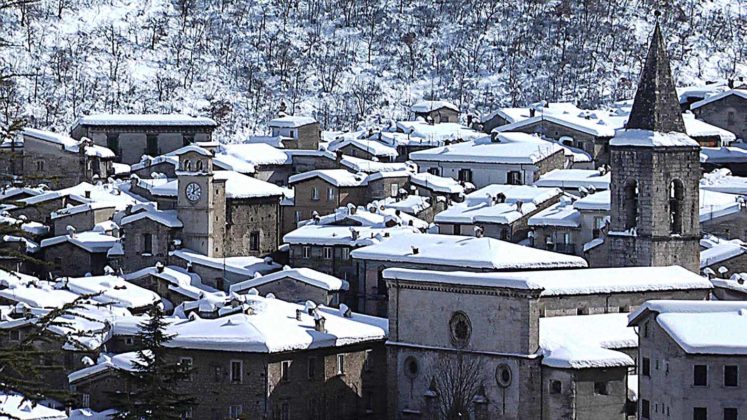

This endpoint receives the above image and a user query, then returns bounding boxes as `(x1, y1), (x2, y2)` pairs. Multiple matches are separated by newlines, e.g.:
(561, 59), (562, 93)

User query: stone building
(229, 267), (349, 306)
(692, 89), (747, 141)
(39, 230), (120, 277)
(383, 265), (711, 420)
(410, 101), (459, 124)
(51, 202), (116, 236)
(68, 295), (388, 420)
(605, 23), (701, 273)
(118, 205), (183, 272)
(629, 301), (747, 420)
(22, 128), (114, 189)
(434, 184), (562, 242)
(267, 115), (321, 150)
(410, 133), (566, 188)
(70, 114), (217, 164)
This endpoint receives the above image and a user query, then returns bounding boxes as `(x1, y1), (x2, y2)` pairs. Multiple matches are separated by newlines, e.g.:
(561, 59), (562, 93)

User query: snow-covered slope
(0, 0), (744, 137)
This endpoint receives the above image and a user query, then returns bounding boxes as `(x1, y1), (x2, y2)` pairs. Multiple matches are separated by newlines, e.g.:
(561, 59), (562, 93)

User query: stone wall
(52, 207), (116, 236)
(121, 218), (179, 273)
(224, 197), (279, 258)
(694, 94), (747, 140)
(42, 242), (109, 277)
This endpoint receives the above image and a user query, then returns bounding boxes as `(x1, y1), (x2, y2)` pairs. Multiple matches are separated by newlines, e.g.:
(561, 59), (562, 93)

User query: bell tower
(607, 21), (700, 272)
(176, 146), (226, 257)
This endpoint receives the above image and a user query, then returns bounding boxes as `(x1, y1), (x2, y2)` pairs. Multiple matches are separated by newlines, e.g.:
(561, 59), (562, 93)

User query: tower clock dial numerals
(185, 182), (202, 202)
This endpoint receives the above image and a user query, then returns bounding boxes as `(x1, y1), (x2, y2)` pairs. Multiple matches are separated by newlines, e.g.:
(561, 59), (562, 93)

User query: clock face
(185, 182), (202, 202)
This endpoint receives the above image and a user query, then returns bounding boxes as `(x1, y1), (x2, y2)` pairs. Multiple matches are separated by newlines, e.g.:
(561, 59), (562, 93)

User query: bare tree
(432, 354), (485, 420)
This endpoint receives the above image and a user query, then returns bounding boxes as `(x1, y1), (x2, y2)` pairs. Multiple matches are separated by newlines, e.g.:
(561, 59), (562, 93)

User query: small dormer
(176, 145), (213, 175)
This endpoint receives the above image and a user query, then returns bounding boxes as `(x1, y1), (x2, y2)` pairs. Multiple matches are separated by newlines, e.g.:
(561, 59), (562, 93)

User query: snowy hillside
(0, 0), (745, 138)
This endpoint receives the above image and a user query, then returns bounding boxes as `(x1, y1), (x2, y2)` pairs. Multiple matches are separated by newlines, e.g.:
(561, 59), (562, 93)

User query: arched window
(183, 160), (192, 171)
(669, 179), (685, 234)
(623, 179), (639, 230)
(195, 160), (203, 171)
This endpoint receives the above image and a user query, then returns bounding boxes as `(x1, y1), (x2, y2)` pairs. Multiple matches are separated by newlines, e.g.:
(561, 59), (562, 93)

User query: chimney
(529, 108), (536, 117)
(515, 200), (523, 212)
(350, 228), (359, 240)
(411, 246), (419, 255)
(335, 150), (343, 163)
(729, 79), (735, 89)
(495, 193), (506, 204)
(155, 262), (165, 273)
(474, 226), (484, 238)
(295, 308), (304, 321)
(314, 316), (326, 333)
(84, 190), (91, 199)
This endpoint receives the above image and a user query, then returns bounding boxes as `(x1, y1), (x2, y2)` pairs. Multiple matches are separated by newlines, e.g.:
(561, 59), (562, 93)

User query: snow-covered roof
(411, 100), (459, 113)
(410, 172), (464, 194)
(699, 189), (742, 222)
(124, 265), (215, 299)
(700, 146), (747, 164)
(493, 112), (619, 138)
(22, 128), (116, 158)
(629, 300), (747, 355)
(610, 129), (699, 148)
(409, 133), (564, 164)
(683, 114), (736, 143)
(677, 83), (730, 104)
(0, 393), (68, 419)
(120, 207), (182, 228)
(434, 185), (561, 225)
(50, 202), (115, 220)
(328, 138), (398, 158)
(174, 144), (213, 157)
(534, 169), (610, 190)
(353, 233), (587, 270)
(700, 236), (746, 268)
(481, 102), (582, 124)
(284, 224), (420, 247)
(340, 156), (410, 174)
(268, 115), (317, 128)
(395, 121), (483, 144)
(163, 294), (386, 353)
(288, 169), (369, 187)
(0, 186), (45, 201)
(303, 204), (429, 231)
(68, 351), (140, 383)
(573, 191), (610, 211)
(378, 195), (431, 215)
(230, 267), (348, 293)
(0, 272), (79, 308)
(690, 89), (747, 110)
(62, 275), (161, 309)
(17, 182), (140, 210)
(75, 114), (217, 127)
(540, 312), (635, 370)
(40, 231), (119, 253)
(700, 169), (747, 195)
(169, 249), (280, 277)
(383, 265), (709, 295)
(528, 199), (581, 228)
(220, 143), (290, 166)
(140, 171), (286, 199)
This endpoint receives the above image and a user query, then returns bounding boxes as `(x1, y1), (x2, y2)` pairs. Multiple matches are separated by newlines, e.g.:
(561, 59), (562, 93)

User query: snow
(677, 83), (730, 104)
(0, 272), (79, 308)
(173, 144), (213, 157)
(284, 224), (420, 247)
(573, 191), (610, 211)
(288, 169), (368, 187)
(0, 186), (44, 201)
(62, 275), (161, 309)
(409, 133), (564, 164)
(124, 265), (217, 299)
(410, 172), (464, 194)
(494, 112), (619, 138)
(528, 200), (581, 228)
(150, 171), (286, 199)
(120, 207), (183, 228)
(383, 265), (710, 295)
(610, 129), (699, 148)
(700, 237), (746, 268)
(435, 185), (561, 225)
(50, 202), (115, 220)
(534, 169), (611, 191)
(68, 351), (141, 383)
(164, 294), (386, 353)
(22, 128), (116, 158)
(540, 341), (634, 369)
(328, 138), (398, 158)
(340, 156), (410, 173)
(700, 169), (747, 195)
(75, 114), (217, 127)
(40, 231), (119, 253)
(0, 393), (67, 420)
(220, 143), (290, 166)
(481, 103), (582, 124)
(540, 313), (638, 350)
(18, 182), (140, 210)
(410, 100), (459, 113)
(268, 115), (317, 128)
(583, 237), (605, 252)
(683, 114), (736, 144)
(305, 204), (429, 230)
(379, 195), (431, 215)
(395, 121), (483, 144)
(354, 233), (588, 270)
(230, 267), (348, 293)
(700, 146), (747, 164)
(699, 190), (742, 222)
(169, 249), (280, 277)
(690, 89), (747, 110)
(657, 310), (747, 355)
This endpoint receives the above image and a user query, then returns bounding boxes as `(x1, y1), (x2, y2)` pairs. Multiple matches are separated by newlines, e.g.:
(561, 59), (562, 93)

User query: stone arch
(669, 178), (685, 234)
(623, 179), (639, 230)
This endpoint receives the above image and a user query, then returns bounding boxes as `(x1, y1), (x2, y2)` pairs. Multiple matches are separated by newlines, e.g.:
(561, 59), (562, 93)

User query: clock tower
(176, 146), (226, 257)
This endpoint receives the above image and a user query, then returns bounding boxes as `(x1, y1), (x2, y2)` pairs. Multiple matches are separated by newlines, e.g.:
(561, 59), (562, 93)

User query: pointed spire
(626, 21), (686, 133)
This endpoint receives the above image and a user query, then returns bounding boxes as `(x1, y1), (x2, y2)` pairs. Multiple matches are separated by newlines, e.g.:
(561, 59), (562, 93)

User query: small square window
(693, 407), (707, 420)
(180, 357), (193, 382)
(323, 247), (333, 260)
(124, 337), (134, 346)
(725, 407), (738, 420)
(694, 365), (708, 386)
(341, 248), (350, 260)
(281, 360), (290, 382)
(229, 405), (242, 418)
(9, 330), (20, 342)
(230, 360), (243, 384)
(364, 350), (373, 372)
(303, 246), (311, 259)
(593, 381), (608, 395)
(725, 365), (739, 387)
(550, 380), (562, 394)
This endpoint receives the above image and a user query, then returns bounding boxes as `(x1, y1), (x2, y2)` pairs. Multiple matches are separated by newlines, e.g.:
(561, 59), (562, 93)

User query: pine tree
(113, 305), (195, 420)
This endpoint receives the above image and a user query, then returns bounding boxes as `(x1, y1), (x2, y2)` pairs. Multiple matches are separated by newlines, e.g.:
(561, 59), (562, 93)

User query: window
(216, 277), (224, 292)
(229, 405), (242, 418)
(147, 134), (159, 156)
(9, 330), (20, 342)
(142, 233), (153, 255)
(323, 247), (333, 260)
(643, 321), (649, 338)
(213, 366), (222, 383)
(624, 179), (639, 229)
(230, 360), (243, 384)
(593, 216), (606, 239)
(725, 365), (739, 387)
(124, 337), (134, 346)
(303, 246), (311, 259)
(458, 168), (473, 183)
(35, 160), (44, 171)
(281, 360), (290, 382)
(693, 407), (707, 420)
(669, 179), (684, 234)
(106, 134), (119, 154)
(311, 186), (320, 201)
(728, 111), (736, 126)
(641, 399), (650, 418)
(336, 354), (345, 375)
(180, 357), (193, 381)
(181, 407), (193, 419)
(724, 408), (738, 420)
(550, 380), (562, 394)
(327, 187), (335, 201)
(281, 402), (289, 420)
(365, 391), (374, 413)
(363, 350), (373, 372)
(82, 393), (90, 408)
(390, 183), (399, 197)
(250, 231), (260, 251)
(642, 357), (650, 377)
(507, 171), (522, 185)
(307, 357), (316, 380)
(289, 129), (295, 138)
(594, 381), (608, 395)
(341, 247), (350, 260)
(427, 167), (440, 176)
(294, 211), (301, 223)
(404, 356), (419, 378)
(694, 364), (708, 386)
